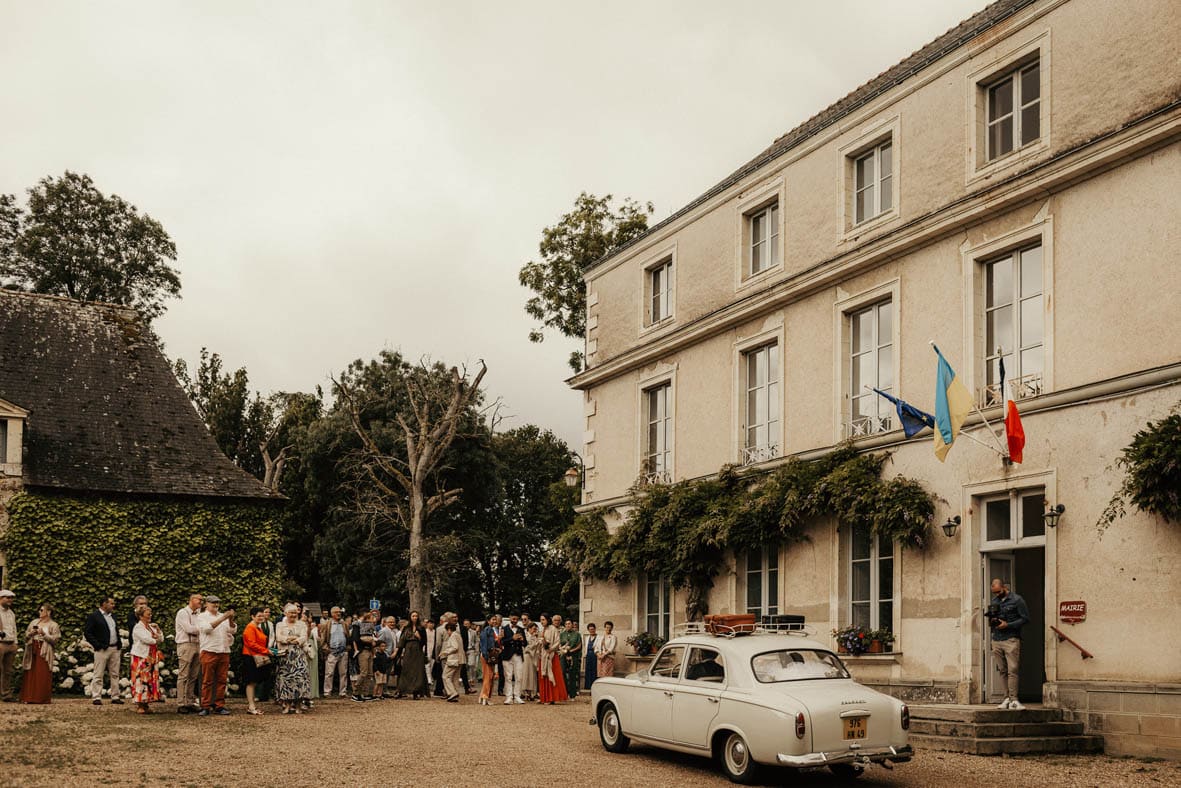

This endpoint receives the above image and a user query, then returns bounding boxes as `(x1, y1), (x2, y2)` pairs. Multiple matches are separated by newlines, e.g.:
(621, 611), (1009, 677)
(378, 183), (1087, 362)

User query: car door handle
(663, 691), (674, 697)
(707, 697), (719, 703)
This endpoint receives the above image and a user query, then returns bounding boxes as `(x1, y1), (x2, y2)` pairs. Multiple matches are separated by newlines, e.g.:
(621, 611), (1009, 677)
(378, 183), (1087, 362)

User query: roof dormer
(0, 398), (29, 478)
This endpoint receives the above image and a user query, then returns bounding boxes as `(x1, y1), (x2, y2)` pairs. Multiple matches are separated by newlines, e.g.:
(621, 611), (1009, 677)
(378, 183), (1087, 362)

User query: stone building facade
(569, 0), (1181, 758)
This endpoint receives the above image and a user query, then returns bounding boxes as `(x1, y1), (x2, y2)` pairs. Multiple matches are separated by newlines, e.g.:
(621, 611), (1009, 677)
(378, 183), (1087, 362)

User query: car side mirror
(637, 669), (650, 682)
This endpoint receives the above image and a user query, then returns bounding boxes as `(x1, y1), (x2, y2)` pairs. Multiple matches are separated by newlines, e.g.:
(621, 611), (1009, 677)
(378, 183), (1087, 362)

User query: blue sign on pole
(369, 599), (381, 611)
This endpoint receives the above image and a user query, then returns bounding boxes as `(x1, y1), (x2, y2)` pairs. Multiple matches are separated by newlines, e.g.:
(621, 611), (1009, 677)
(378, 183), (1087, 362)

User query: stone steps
(908, 732), (1104, 755)
(908, 704), (1103, 756)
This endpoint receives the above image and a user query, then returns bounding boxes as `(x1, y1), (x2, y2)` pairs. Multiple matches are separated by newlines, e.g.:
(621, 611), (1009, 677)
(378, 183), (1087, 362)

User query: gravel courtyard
(2, 695), (1178, 787)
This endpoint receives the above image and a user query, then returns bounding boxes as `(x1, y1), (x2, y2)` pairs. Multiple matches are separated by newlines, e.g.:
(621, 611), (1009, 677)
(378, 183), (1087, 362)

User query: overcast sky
(1, 0), (985, 451)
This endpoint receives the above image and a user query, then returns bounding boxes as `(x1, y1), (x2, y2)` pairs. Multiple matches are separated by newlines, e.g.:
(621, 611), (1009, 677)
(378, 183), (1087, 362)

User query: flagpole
(928, 341), (1010, 458)
(862, 385), (1004, 456)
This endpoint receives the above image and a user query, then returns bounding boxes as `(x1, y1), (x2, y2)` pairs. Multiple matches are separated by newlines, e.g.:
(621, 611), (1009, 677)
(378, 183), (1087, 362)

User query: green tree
(519, 192), (653, 372)
(0, 171), (180, 320)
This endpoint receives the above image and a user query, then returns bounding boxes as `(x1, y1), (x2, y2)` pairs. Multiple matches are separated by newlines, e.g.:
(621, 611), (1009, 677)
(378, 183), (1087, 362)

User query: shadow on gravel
(625, 743), (901, 786)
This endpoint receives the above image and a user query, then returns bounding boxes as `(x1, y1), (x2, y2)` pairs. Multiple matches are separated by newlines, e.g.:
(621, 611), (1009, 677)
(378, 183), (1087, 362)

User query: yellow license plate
(843, 717), (868, 740)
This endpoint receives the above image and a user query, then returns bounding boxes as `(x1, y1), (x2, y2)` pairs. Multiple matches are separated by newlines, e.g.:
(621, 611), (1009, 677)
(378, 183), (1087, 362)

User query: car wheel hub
(727, 736), (748, 772)
(604, 712), (618, 742)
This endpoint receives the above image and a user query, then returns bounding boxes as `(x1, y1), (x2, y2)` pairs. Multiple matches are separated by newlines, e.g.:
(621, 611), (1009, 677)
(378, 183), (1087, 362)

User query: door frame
(960, 469), (1058, 704)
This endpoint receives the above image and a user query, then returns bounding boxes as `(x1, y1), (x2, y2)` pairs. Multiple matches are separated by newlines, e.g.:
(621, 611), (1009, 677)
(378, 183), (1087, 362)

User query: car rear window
(751, 649), (850, 683)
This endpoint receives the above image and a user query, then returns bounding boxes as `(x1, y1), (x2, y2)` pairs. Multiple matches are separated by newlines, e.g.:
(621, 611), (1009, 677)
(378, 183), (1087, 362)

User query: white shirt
(196, 610), (236, 653)
(174, 605), (201, 644)
(0, 605), (16, 643)
(102, 611), (117, 646)
(131, 622), (160, 658)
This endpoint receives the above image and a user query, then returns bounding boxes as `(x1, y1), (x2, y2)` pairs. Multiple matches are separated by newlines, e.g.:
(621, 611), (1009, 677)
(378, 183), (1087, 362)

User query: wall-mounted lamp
(1044, 503), (1066, 529)
(941, 515), (961, 538)
(564, 452), (586, 489)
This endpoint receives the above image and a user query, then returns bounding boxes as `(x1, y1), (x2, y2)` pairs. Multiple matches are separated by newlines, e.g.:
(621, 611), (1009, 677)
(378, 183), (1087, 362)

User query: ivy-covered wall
(1, 492), (285, 631)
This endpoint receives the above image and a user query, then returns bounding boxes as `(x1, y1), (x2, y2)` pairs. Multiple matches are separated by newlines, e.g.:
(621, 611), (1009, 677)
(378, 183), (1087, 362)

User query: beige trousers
(175, 642), (201, 706)
(991, 637), (1021, 699)
(90, 647), (121, 699)
(442, 663), (462, 699)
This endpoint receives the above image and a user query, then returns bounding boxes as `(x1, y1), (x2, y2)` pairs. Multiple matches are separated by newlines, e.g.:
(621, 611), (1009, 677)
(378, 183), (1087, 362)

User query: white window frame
(848, 528), (895, 633)
(741, 342), (780, 465)
(744, 545), (780, 618)
(985, 61), (1041, 163)
(637, 365), (676, 484)
(833, 280), (901, 444)
(0, 398), (28, 477)
(642, 575), (672, 640)
(838, 116), (900, 239)
(979, 488), (1048, 552)
(733, 323), (784, 466)
(982, 243), (1044, 406)
(853, 141), (893, 225)
(734, 177), (785, 290)
(960, 210), (1054, 408)
(638, 242), (677, 335)
(966, 31), (1050, 183)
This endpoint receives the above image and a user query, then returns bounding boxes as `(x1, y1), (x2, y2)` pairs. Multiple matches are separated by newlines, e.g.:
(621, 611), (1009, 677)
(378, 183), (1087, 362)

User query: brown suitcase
(703, 613), (757, 635)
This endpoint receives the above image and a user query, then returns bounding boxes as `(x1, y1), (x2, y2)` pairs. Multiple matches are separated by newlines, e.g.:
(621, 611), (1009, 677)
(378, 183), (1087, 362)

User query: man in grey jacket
(989, 578), (1030, 710)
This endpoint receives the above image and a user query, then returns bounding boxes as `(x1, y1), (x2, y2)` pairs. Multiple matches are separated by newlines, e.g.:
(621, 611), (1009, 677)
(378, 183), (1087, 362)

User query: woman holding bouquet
(520, 622), (542, 701)
(538, 615), (568, 704)
(275, 604), (311, 714)
(19, 604), (59, 704)
(130, 606), (163, 713)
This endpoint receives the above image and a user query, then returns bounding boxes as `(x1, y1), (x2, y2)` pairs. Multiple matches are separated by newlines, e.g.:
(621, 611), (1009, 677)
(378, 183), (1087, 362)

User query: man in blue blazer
(84, 596), (124, 705)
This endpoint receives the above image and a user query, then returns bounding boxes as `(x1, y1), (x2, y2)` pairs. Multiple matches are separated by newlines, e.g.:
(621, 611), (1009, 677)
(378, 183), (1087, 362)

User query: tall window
(854, 141), (893, 224)
(850, 528), (893, 633)
(848, 301), (893, 437)
(0, 421), (7, 462)
(984, 244), (1043, 404)
(645, 575), (671, 639)
(742, 343), (779, 464)
(649, 260), (673, 324)
(749, 202), (779, 277)
(643, 383), (672, 480)
(745, 546), (780, 617)
(987, 61), (1040, 161)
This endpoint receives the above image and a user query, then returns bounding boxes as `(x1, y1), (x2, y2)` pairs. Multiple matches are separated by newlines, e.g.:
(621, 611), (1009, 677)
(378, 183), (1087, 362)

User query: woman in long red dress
(20, 604), (60, 704)
(538, 615), (568, 704)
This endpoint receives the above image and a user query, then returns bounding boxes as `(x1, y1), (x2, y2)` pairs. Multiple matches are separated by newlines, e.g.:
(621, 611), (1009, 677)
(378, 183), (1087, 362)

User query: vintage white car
(589, 625), (912, 783)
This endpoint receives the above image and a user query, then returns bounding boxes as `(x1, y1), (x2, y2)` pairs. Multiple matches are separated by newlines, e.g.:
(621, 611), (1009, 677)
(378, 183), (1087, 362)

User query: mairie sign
(1058, 600), (1086, 624)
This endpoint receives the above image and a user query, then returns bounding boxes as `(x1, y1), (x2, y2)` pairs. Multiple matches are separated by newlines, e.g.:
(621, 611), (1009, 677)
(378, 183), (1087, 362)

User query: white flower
(159, 669), (170, 677)
(118, 629), (130, 639)
(68, 656), (78, 665)
(226, 671), (235, 679)
(118, 678), (130, 688)
(82, 671), (94, 683)
(228, 684), (239, 692)
(60, 677), (75, 689)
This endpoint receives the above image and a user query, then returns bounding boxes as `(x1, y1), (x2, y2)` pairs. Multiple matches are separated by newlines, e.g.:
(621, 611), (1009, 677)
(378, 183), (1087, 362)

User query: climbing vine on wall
(1097, 406), (1181, 535)
(556, 443), (936, 618)
(1, 492), (285, 631)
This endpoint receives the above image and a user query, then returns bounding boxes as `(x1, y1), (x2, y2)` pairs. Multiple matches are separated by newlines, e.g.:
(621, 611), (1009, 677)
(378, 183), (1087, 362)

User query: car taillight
(795, 712), (806, 739)
(901, 704), (910, 730)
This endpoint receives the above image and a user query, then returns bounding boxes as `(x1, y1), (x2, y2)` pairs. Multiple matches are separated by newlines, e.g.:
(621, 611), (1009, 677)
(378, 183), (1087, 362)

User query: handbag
(253, 654), (272, 667)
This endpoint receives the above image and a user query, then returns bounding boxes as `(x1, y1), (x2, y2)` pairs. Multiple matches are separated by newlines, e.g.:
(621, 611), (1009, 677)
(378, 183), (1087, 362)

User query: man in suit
(500, 614), (526, 704)
(432, 612), (451, 697)
(84, 596), (124, 705)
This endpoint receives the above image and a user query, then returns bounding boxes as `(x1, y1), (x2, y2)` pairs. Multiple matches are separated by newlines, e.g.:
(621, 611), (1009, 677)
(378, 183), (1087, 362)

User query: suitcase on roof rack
(703, 613), (757, 635)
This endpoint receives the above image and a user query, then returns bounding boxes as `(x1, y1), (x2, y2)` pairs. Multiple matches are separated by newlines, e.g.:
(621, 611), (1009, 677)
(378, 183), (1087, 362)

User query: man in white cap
(0, 589), (17, 702)
(196, 595), (236, 716)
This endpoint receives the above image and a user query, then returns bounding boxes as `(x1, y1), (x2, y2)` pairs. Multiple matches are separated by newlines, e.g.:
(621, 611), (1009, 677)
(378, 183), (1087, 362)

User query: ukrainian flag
(932, 344), (972, 462)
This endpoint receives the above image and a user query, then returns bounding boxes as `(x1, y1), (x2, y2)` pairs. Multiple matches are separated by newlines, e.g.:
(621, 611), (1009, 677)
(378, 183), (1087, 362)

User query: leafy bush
(1098, 408), (1181, 534)
(1, 492), (285, 662)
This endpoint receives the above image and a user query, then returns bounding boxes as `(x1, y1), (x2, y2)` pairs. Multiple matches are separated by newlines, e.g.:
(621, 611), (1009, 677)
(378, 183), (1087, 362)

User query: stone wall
(1049, 681), (1181, 759)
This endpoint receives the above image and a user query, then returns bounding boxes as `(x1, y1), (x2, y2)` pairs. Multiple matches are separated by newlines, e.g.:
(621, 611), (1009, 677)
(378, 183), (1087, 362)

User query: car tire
(828, 763), (864, 779)
(598, 703), (630, 753)
(719, 731), (761, 784)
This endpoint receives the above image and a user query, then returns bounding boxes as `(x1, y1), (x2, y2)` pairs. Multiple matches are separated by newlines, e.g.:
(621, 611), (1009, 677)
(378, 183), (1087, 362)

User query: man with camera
(0, 589), (17, 702)
(989, 578), (1030, 710)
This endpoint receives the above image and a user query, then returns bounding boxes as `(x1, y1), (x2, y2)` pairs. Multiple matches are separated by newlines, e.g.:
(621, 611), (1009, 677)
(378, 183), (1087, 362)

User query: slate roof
(585, 0), (1038, 273)
(0, 290), (280, 500)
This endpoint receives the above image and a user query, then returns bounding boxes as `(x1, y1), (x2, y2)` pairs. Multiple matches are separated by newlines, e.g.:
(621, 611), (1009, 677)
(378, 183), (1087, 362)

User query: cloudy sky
(0, 0), (985, 451)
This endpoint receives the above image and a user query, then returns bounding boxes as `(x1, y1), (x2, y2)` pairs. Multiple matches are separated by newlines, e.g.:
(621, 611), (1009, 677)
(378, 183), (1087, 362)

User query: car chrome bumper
(777, 744), (913, 768)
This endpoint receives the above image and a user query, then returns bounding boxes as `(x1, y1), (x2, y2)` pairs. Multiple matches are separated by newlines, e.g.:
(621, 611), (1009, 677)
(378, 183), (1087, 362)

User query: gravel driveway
(2, 695), (1177, 787)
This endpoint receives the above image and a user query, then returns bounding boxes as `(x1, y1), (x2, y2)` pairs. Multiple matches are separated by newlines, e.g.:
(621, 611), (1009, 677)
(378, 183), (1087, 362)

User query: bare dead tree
(334, 360), (488, 620)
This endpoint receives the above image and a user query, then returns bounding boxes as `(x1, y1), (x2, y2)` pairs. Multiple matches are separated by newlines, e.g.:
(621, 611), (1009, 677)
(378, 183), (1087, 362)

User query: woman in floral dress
(274, 604), (311, 714)
(130, 606), (163, 713)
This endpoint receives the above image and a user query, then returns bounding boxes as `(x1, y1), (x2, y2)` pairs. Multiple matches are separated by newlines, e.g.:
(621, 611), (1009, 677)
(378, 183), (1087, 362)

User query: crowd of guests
(0, 588), (621, 715)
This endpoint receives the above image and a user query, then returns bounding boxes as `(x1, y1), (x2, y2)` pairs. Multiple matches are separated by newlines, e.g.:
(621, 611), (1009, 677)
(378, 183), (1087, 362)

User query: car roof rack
(672, 621), (815, 639)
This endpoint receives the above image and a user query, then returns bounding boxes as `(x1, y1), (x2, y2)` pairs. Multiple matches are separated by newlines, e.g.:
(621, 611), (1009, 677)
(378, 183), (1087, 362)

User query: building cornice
(569, 99), (1181, 391)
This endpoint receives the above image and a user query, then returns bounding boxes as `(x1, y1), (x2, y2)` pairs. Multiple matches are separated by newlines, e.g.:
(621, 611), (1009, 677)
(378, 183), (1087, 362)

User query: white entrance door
(984, 553), (1014, 703)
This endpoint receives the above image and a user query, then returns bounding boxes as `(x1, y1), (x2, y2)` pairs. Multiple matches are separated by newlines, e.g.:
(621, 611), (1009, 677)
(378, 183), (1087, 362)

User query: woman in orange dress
(537, 615), (568, 704)
(20, 604), (60, 704)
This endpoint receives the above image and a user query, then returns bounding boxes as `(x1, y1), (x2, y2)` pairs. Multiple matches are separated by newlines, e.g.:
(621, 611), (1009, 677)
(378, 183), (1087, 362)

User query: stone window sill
(841, 652), (902, 664)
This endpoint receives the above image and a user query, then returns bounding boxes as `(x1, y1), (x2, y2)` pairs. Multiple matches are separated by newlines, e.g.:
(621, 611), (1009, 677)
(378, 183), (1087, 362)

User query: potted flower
(871, 629), (895, 654)
(831, 626), (870, 656)
(627, 631), (666, 657)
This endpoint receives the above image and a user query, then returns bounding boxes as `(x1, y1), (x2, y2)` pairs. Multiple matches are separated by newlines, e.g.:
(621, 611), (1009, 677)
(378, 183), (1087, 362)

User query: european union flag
(872, 388), (936, 439)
